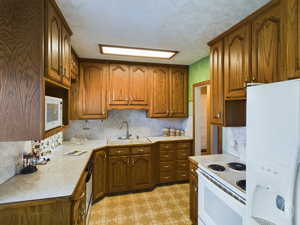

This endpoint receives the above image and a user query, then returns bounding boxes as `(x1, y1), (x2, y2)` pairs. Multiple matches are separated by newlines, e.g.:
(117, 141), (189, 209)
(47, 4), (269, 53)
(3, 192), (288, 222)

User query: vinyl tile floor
(89, 183), (192, 225)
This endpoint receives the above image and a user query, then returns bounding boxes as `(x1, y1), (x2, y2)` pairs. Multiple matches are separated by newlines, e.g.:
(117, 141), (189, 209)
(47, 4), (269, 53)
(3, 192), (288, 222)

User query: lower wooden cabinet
(93, 151), (107, 201)
(108, 155), (131, 193)
(189, 161), (198, 225)
(108, 146), (153, 193)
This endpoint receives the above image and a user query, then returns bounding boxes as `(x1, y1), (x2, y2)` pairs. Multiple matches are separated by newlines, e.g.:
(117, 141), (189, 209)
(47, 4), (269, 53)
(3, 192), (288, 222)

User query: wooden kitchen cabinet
(78, 62), (108, 119)
(131, 154), (152, 190)
(224, 24), (251, 99)
(129, 65), (149, 106)
(61, 26), (72, 87)
(251, 1), (284, 83)
(47, 0), (72, 87)
(71, 49), (79, 81)
(210, 40), (224, 125)
(108, 156), (131, 193)
(93, 151), (107, 201)
(170, 67), (188, 117)
(108, 64), (130, 106)
(149, 66), (170, 117)
(189, 161), (198, 225)
(286, 0), (300, 79)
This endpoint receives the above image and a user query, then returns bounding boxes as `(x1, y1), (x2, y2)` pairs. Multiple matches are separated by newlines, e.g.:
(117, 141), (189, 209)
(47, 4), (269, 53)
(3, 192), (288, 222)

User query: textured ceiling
(56, 0), (269, 65)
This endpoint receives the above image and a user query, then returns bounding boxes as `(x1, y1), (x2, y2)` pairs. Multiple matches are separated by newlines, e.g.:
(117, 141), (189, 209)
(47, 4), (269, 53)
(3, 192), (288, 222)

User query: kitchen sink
(107, 138), (151, 146)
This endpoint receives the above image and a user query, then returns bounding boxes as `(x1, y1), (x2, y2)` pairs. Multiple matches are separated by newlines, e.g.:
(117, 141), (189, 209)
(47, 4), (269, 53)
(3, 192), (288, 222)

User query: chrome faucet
(119, 121), (131, 140)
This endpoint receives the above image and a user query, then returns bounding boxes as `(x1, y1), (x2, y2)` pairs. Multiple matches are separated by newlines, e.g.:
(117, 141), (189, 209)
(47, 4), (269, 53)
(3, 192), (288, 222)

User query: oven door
(198, 171), (246, 225)
(45, 96), (63, 131)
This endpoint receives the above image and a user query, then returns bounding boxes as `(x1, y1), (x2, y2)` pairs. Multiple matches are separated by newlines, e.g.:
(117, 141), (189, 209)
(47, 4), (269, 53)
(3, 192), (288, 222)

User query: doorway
(193, 81), (211, 155)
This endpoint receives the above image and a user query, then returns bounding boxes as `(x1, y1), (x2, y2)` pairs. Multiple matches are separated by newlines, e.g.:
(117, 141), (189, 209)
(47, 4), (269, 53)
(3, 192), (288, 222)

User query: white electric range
(191, 154), (246, 225)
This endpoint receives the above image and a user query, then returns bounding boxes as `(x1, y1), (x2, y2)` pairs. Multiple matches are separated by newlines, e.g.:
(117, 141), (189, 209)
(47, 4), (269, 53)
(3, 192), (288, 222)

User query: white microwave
(45, 96), (63, 131)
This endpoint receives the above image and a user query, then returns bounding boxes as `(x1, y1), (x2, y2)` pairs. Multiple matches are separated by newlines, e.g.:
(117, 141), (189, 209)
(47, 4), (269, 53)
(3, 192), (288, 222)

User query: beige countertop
(0, 136), (192, 205)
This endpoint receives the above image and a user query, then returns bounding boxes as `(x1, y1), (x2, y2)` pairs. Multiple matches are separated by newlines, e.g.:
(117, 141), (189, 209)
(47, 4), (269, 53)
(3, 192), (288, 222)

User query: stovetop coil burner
(236, 179), (246, 191)
(227, 162), (246, 171)
(208, 164), (226, 172)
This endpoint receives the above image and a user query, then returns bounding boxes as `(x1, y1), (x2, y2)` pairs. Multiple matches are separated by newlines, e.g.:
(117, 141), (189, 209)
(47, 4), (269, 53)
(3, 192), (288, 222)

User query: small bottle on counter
(181, 130), (185, 136)
(176, 129), (181, 136)
(169, 129), (175, 136)
(163, 128), (170, 136)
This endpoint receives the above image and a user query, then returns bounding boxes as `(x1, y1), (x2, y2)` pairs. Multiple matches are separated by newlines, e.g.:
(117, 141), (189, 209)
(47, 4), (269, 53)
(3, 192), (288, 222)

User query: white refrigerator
(246, 80), (300, 225)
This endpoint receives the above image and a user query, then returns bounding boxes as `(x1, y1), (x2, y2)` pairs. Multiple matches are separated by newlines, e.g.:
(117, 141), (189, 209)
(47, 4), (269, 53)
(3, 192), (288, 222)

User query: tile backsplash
(64, 110), (188, 140)
(222, 127), (247, 160)
(31, 132), (63, 154)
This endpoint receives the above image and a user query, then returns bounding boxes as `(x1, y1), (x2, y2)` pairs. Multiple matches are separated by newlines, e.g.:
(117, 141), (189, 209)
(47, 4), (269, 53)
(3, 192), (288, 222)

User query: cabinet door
(149, 66), (170, 117)
(252, 3), (283, 83)
(93, 151), (107, 201)
(61, 26), (71, 87)
(78, 63), (107, 119)
(189, 172), (198, 225)
(108, 64), (130, 106)
(108, 156), (130, 193)
(287, 0), (300, 79)
(129, 65), (148, 106)
(71, 50), (79, 80)
(131, 154), (152, 190)
(210, 40), (224, 125)
(169, 67), (188, 117)
(224, 24), (251, 99)
(47, 2), (62, 82)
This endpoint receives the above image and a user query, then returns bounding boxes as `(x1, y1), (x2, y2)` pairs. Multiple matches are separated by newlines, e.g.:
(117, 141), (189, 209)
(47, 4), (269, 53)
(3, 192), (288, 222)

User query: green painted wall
(188, 56), (210, 101)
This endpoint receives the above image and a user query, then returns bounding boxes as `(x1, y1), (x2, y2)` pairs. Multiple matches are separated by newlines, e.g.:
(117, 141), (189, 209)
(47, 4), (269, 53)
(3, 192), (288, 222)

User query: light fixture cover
(99, 44), (178, 59)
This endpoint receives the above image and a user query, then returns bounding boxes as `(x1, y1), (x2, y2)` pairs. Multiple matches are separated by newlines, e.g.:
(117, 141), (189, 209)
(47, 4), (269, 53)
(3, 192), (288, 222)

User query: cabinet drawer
(176, 142), (191, 149)
(176, 149), (190, 159)
(160, 171), (175, 183)
(176, 170), (189, 181)
(159, 143), (175, 151)
(109, 148), (130, 156)
(160, 151), (175, 162)
(177, 160), (188, 170)
(131, 146), (151, 154)
(160, 161), (175, 172)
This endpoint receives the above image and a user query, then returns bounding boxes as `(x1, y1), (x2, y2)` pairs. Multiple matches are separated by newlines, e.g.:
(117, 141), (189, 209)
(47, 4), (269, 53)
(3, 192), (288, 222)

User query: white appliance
(45, 96), (63, 131)
(196, 154), (246, 225)
(246, 80), (300, 225)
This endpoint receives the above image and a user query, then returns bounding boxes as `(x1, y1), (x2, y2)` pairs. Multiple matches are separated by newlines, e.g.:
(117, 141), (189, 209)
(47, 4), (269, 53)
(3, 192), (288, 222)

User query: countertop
(0, 136), (192, 205)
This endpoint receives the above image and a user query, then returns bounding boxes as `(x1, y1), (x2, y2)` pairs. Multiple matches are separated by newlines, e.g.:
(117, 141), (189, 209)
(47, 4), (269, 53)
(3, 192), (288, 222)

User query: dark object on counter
(21, 165), (38, 174)
(236, 179), (246, 191)
(208, 164), (226, 172)
(227, 162), (246, 171)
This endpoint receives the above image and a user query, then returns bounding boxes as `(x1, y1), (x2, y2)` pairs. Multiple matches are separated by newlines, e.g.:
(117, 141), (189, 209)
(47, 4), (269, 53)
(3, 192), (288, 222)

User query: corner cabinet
(78, 62), (108, 119)
(149, 66), (188, 118)
(224, 24), (251, 100)
(93, 150), (107, 201)
(210, 40), (224, 125)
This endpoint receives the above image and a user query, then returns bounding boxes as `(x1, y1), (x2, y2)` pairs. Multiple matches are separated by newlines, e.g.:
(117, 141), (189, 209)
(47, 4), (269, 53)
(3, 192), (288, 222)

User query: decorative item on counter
(163, 128), (170, 136)
(176, 129), (181, 136)
(32, 132), (63, 154)
(169, 128), (175, 136)
(181, 130), (185, 136)
(20, 152), (38, 174)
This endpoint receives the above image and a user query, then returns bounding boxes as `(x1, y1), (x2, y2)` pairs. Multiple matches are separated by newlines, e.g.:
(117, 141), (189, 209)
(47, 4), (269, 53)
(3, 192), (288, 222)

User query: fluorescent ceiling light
(99, 45), (178, 59)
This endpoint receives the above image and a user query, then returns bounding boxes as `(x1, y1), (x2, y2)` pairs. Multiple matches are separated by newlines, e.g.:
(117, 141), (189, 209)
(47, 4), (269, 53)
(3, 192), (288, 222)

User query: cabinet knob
(252, 76), (256, 82)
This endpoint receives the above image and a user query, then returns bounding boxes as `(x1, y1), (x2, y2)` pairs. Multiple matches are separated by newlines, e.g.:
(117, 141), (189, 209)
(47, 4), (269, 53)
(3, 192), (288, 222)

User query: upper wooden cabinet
(108, 64), (130, 106)
(149, 66), (170, 117)
(108, 64), (149, 108)
(286, 0), (300, 79)
(170, 67), (188, 117)
(71, 49), (79, 81)
(149, 66), (188, 118)
(47, 0), (72, 87)
(251, 1), (284, 83)
(224, 24), (251, 99)
(210, 40), (224, 125)
(78, 62), (107, 119)
(129, 65), (149, 106)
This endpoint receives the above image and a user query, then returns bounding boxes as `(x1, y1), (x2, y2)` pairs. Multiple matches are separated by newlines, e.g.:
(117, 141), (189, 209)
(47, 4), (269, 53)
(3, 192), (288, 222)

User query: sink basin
(107, 138), (151, 146)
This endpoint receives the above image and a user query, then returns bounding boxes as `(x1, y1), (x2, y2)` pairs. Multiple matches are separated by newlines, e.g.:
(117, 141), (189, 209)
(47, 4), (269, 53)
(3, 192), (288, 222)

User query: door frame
(192, 80), (211, 155)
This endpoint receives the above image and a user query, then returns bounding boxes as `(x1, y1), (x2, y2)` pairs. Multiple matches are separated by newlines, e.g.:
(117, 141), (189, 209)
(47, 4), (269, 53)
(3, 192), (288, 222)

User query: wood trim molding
(192, 81), (211, 155)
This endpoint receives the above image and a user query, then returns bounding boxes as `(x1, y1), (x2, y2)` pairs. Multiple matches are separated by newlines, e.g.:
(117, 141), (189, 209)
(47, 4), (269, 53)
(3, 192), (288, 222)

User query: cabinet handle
(104, 153), (107, 159)
(127, 158), (130, 166)
(195, 187), (198, 193)
(132, 158), (135, 166)
(252, 76), (256, 82)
